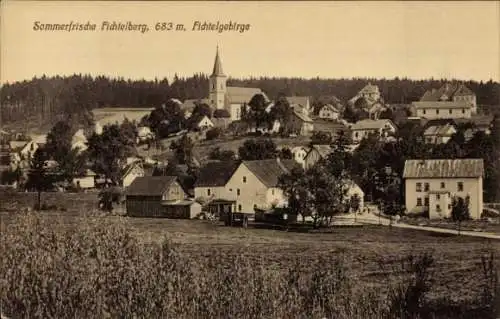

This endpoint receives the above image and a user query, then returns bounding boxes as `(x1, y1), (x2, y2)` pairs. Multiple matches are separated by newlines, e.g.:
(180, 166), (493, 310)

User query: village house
(189, 114), (214, 131)
(137, 126), (154, 142)
(419, 83), (477, 113)
(71, 129), (88, 154)
(224, 158), (298, 213)
(412, 101), (473, 120)
(72, 169), (96, 190)
(194, 161), (241, 204)
(287, 96), (312, 117)
(403, 159), (484, 220)
(318, 104), (340, 120)
(92, 108), (154, 135)
(303, 144), (332, 170)
(350, 119), (397, 144)
(122, 160), (145, 188)
(126, 176), (202, 218)
(423, 123), (457, 144)
(345, 180), (365, 212)
(313, 119), (349, 140)
(288, 109), (314, 136)
(291, 146), (309, 168)
(349, 83), (382, 105)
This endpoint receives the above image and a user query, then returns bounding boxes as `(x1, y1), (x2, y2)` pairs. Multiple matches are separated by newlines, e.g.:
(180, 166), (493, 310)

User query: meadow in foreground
(1, 210), (499, 319)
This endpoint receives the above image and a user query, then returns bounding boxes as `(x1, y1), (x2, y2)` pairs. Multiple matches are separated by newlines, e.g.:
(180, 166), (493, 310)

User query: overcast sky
(1, 1), (499, 84)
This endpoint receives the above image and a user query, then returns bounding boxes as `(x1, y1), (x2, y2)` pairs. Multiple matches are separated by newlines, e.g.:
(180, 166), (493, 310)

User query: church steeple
(211, 45), (224, 76)
(209, 45), (227, 110)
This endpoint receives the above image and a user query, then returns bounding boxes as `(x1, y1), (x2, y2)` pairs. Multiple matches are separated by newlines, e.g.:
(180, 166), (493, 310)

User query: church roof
(211, 46), (225, 76)
(226, 87), (265, 104)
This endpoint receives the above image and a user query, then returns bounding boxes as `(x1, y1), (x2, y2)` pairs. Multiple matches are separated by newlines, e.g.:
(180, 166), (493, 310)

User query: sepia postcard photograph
(1, 1), (499, 318)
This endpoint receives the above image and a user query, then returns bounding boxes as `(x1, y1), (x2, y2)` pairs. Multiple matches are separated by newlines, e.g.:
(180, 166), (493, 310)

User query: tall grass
(1, 212), (498, 319)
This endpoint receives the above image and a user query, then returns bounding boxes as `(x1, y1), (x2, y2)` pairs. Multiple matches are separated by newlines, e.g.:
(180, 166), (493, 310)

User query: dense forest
(1, 74), (499, 128)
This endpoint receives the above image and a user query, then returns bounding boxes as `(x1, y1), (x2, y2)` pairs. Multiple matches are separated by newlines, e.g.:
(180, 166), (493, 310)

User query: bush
(206, 127), (222, 141)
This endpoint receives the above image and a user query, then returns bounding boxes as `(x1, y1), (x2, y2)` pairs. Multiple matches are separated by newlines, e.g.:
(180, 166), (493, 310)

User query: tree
(279, 147), (293, 159)
(170, 134), (194, 165)
(45, 120), (73, 163)
(238, 138), (277, 160)
(192, 102), (212, 118)
(269, 94), (292, 130)
(98, 187), (122, 213)
(25, 148), (54, 210)
(278, 166), (314, 223)
(343, 104), (360, 123)
(451, 196), (470, 235)
(86, 124), (135, 185)
(243, 94), (270, 129)
(206, 127), (222, 141)
(209, 147), (236, 161)
(349, 193), (361, 221)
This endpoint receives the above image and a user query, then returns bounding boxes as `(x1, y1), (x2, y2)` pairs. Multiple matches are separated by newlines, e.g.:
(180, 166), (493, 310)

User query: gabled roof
(454, 115), (494, 128)
(195, 161), (240, 187)
(243, 159), (297, 188)
(313, 119), (348, 133)
(9, 141), (28, 152)
(308, 144), (332, 159)
(420, 83), (475, 101)
(122, 160), (143, 178)
(412, 101), (472, 109)
(350, 119), (396, 131)
(403, 159), (484, 179)
(423, 123), (457, 137)
(286, 96), (310, 108)
(226, 87), (264, 105)
(359, 83), (380, 94)
(292, 109), (313, 123)
(126, 176), (178, 196)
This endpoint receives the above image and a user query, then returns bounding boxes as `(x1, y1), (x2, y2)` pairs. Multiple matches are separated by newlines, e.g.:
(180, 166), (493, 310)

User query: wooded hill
(1, 74), (499, 129)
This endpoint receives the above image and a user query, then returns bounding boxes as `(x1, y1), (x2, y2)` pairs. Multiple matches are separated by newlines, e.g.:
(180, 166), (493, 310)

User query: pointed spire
(211, 45), (224, 76)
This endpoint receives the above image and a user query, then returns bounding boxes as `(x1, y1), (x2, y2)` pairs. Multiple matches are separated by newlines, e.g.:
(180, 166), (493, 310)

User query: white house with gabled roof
(403, 159), (484, 219)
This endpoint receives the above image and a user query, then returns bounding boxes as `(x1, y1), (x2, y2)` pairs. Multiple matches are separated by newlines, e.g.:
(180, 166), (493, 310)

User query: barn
(125, 176), (201, 218)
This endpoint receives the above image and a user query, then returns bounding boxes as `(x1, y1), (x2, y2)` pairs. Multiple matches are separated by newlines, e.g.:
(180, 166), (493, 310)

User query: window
(424, 197), (429, 206)
(448, 204), (451, 210)
(238, 204), (242, 212)
(417, 198), (422, 206)
(229, 188), (232, 192)
(243, 176), (247, 183)
(462, 109), (465, 114)
(457, 182), (464, 192)
(416, 183), (422, 192)
(436, 109), (439, 115)
(440, 182), (445, 189)
(272, 189), (275, 195)
(436, 194), (440, 200)
(423, 110), (426, 115)
(207, 189), (211, 196)
(237, 189), (240, 196)
(355, 132), (359, 138)
(449, 109), (452, 114)
(424, 183), (429, 192)
(436, 204), (441, 212)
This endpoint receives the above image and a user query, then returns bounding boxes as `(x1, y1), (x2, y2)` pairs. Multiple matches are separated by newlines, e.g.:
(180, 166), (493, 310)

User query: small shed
(126, 176), (199, 218)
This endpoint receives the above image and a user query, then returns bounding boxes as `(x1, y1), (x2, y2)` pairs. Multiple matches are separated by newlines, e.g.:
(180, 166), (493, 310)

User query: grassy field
(1, 191), (499, 318)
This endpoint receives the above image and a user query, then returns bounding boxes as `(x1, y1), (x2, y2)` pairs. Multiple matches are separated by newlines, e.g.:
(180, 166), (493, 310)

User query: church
(183, 47), (268, 122)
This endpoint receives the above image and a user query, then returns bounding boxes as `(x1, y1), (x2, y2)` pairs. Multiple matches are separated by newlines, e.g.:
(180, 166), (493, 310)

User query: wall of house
(405, 177), (483, 219)
(73, 176), (95, 189)
(319, 108), (339, 120)
(352, 129), (377, 143)
(123, 166), (144, 188)
(266, 187), (288, 209)
(162, 181), (186, 201)
(194, 186), (229, 203)
(346, 184), (365, 211)
(230, 104), (242, 121)
(416, 107), (472, 119)
(126, 195), (163, 217)
(225, 163), (269, 213)
(428, 192), (452, 219)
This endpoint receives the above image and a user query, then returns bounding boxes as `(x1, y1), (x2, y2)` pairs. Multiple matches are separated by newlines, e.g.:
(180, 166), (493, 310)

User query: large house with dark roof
(412, 83), (477, 119)
(403, 159), (484, 219)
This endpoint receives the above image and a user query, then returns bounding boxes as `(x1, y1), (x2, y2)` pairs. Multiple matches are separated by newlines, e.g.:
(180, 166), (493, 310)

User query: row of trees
(4, 74), (498, 130)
